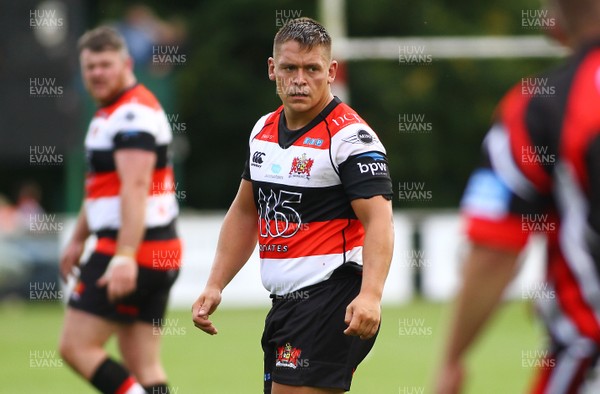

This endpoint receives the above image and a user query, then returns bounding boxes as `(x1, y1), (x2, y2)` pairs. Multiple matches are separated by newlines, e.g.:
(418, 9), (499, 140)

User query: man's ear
(125, 55), (134, 71)
(328, 60), (338, 84)
(268, 57), (276, 81)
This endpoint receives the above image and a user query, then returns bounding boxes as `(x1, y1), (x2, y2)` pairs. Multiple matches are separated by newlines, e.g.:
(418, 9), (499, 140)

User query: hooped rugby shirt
(84, 84), (181, 270)
(242, 97), (393, 295)
(461, 41), (600, 345)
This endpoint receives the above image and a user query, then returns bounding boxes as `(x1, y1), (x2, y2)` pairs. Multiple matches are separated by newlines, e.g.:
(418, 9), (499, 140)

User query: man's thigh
(59, 308), (117, 378)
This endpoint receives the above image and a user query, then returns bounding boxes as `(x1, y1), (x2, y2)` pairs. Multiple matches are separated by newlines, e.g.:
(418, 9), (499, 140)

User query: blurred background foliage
(4, 0), (562, 211)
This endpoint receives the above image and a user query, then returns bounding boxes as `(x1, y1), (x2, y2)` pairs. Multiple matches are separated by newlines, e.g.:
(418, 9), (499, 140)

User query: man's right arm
(60, 204), (90, 281)
(435, 244), (520, 394)
(192, 179), (258, 335)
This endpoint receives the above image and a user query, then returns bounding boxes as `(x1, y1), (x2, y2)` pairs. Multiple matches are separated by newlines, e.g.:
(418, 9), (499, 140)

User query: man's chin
(284, 95), (312, 105)
(91, 89), (117, 105)
(284, 99), (312, 112)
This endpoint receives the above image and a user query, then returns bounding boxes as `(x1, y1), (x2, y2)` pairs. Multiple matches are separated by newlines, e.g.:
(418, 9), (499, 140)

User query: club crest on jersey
(276, 343), (302, 369)
(289, 153), (314, 179)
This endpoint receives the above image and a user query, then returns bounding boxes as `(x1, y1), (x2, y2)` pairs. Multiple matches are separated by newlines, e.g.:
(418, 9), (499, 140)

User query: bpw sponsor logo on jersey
(343, 129), (377, 145)
(289, 153), (314, 179)
(356, 153), (388, 176)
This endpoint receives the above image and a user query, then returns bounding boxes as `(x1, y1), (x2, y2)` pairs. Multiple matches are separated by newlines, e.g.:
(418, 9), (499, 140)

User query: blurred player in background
(59, 26), (181, 394)
(436, 0), (600, 392)
(192, 17), (394, 394)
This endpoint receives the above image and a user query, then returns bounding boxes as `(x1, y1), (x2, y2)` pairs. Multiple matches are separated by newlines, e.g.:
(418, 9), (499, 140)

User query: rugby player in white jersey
(192, 17), (394, 393)
(59, 26), (181, 394)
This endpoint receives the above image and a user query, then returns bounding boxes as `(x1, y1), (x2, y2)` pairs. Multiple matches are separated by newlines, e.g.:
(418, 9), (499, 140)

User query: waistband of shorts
(95, 237), (182, 270)
(95, 220), (177, 240)
(269, 262), (362, 299)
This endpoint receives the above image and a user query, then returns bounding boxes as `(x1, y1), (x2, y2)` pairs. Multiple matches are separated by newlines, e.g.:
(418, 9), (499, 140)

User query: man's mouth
(91, 81), (106, 89)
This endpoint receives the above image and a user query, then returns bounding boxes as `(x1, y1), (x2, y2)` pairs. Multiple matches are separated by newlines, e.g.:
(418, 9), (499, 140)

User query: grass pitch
(1, 300), (540, 393)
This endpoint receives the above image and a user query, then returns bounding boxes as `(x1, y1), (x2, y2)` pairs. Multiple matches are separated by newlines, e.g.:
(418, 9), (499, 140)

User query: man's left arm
(97, 149), (156, 302)
(344, 195), (394, 340)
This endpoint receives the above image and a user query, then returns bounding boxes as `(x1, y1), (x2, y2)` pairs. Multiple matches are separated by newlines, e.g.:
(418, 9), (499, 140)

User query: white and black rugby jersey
(242, 97), (393, 294)
(84, 84), (181, 269)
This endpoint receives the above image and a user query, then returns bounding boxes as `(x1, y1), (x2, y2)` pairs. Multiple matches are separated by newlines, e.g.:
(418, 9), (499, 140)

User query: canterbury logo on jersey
(252, 151), (266, 167)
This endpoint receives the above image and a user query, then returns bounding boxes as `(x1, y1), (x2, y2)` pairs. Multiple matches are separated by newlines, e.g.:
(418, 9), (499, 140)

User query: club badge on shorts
(275, 342), (302, 369)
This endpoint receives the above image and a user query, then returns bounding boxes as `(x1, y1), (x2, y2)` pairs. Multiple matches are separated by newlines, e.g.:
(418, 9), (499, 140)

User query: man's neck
(98, 77), (137, 107)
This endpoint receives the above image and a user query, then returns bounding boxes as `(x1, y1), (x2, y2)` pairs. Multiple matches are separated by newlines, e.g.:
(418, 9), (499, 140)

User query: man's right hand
(192, 287), (222, 335)
(435, 360), (465, 394)
(60, 240), (84, 282)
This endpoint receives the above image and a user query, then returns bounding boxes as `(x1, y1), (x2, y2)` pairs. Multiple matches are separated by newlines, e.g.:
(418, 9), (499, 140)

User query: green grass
(1, 300), (541, 394)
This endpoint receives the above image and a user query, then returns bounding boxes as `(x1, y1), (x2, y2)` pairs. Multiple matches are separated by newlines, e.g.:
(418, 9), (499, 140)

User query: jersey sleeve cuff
(113, 130), (157, 151)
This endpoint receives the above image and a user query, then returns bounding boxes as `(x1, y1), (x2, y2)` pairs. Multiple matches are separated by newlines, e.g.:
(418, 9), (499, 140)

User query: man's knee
(58, 333), (78, 366)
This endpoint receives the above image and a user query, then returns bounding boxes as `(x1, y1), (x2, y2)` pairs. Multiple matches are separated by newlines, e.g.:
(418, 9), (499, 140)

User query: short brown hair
(78, 26), (128, 55)
(273, 17), (331, 57)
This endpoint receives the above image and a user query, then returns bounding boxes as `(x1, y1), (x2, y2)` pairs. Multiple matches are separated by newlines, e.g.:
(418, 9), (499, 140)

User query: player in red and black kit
(192, 18), (394, 393)
(436, 1), (600, 393)
(59, 27), (181, 394)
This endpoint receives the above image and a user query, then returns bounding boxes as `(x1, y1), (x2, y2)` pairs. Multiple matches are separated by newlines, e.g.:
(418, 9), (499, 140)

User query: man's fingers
(344, 311), (379, 339)
(359, 322), (378, 340)
(59, 255), (75, 282)
(344, 304), (353, 325)
(96, 274), (108, 288)
(196, 297), (220, 318)
(192, 300), (219, 334)
(197, 306), (209, 318)
(344, 314), (361, 336)
(192, 314), (218, 335)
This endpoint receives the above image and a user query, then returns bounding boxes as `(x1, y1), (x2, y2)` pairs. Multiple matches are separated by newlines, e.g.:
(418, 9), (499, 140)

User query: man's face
(80, 48), (131, 105)
(269, 40), (337, 116)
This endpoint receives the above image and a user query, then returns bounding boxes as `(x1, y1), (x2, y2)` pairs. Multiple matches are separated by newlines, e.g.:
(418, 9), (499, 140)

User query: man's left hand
(97, 255), (138, 303)
(343, 293), (381, 340)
